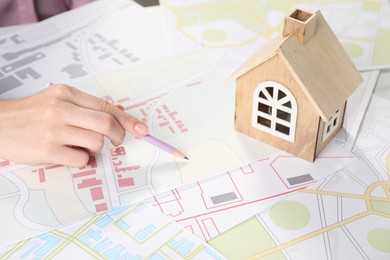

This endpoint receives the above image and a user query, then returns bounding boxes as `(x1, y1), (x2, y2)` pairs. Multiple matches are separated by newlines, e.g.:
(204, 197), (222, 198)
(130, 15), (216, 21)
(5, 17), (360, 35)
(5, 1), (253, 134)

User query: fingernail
(116, 104), (125, 111)
(135, 123), (148, 135)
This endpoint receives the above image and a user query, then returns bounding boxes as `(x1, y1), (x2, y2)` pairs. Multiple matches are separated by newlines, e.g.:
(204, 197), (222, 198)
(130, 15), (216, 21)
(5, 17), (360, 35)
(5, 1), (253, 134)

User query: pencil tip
(184, 156), (189, 160)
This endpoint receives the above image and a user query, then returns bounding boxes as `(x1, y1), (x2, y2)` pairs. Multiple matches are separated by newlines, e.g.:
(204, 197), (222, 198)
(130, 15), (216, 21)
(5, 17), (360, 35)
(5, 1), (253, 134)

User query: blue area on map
(103, 244), (125, 260)
(123, 252), (142, 260)
(170, 238), (187, 249)
(116, 220), (130, 230)
(134, 203), (147, 214)
(20, 242), (39, 258)
(106, 205), (130, 216)
(179, 241), (195, 256)
(145, 224), (156, 233)
(34, 233), (61, 257)
(93, 238), (113, 253)
(79, 229), (102, 246)
(95, 215), (114, 229)
(134, 230), (148, 240)
(203, 246), (223, 260)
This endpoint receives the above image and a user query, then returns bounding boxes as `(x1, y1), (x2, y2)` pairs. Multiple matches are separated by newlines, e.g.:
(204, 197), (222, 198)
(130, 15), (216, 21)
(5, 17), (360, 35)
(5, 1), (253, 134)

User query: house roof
(230, 10), (362, 121)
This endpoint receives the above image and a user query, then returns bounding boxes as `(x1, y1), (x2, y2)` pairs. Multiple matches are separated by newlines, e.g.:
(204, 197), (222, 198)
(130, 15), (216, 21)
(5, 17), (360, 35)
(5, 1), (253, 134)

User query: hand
(0, 84), (148, 167)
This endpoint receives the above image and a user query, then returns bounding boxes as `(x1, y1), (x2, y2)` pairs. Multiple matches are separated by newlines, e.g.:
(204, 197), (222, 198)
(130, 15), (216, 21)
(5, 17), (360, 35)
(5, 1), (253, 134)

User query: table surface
(0, 3), (389, 259)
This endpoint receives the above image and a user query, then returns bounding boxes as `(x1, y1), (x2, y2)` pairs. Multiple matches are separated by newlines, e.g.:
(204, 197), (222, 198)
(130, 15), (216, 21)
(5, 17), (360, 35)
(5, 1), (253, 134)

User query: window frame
(252, 81), (297, 142)
(322, 108), (341, 142)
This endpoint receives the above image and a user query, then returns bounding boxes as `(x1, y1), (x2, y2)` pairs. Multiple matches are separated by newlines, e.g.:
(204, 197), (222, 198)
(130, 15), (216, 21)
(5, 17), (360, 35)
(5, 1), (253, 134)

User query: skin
(0, 84), (148, 167)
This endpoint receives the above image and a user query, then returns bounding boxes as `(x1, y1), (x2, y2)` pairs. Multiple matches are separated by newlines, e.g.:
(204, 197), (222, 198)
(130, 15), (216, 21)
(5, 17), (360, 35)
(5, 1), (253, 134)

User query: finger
(59, 101), (125, 146)
(51, 84), (148, 137)
(59, 125), (105, 153)
(49, 145), (90, 167)
(116, 104), (125, 111)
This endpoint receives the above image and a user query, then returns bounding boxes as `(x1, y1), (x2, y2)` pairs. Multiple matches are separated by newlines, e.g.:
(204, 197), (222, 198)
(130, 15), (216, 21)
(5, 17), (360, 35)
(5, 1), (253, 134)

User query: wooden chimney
(283, 9), (317, 45)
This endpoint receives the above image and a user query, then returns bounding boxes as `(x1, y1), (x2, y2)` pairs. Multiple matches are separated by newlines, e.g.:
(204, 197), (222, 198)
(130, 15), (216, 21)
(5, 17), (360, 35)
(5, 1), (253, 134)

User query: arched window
(252, 81), (297, 142)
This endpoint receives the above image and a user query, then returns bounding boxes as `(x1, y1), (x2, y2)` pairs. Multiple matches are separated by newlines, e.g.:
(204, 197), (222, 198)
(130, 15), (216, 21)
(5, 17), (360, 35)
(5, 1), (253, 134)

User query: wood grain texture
(228, 36), (284, 82)
(235, 54), (319, 161)
(232, 9), (362, 162)
(283, 9), (317, 45)
(279, 11), (362, 121)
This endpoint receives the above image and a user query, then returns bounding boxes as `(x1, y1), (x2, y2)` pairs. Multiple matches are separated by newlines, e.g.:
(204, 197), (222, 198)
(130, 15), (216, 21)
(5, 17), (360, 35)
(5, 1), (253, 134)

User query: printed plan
(0, 0), (389, 258)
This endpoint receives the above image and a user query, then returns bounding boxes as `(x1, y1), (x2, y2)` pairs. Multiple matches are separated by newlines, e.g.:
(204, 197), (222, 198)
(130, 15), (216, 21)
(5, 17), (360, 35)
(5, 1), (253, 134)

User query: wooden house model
(231, 9), (362, 161)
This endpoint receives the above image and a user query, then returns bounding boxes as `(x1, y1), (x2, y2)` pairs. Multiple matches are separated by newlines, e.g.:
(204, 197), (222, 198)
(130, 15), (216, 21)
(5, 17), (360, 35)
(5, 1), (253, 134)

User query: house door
(252, 81), (297, 142)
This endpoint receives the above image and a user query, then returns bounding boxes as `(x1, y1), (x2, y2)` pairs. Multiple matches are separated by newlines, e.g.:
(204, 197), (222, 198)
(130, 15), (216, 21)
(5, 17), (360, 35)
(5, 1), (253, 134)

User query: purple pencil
(142, 134), (189, 160)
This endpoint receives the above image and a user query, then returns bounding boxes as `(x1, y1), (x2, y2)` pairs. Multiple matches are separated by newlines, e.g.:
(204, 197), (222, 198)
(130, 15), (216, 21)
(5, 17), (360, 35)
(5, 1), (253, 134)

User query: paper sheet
(0, 0), (171, 99)
(208, 94), (390, 259)
(0, 202), (225, 259)
(161, 0), (390, 75)
(0, 50), (357, 246)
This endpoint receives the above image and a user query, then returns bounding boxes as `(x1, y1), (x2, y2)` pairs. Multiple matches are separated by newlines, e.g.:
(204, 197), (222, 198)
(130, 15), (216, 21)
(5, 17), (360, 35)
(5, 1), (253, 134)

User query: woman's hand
(0, 84), (148, 167)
